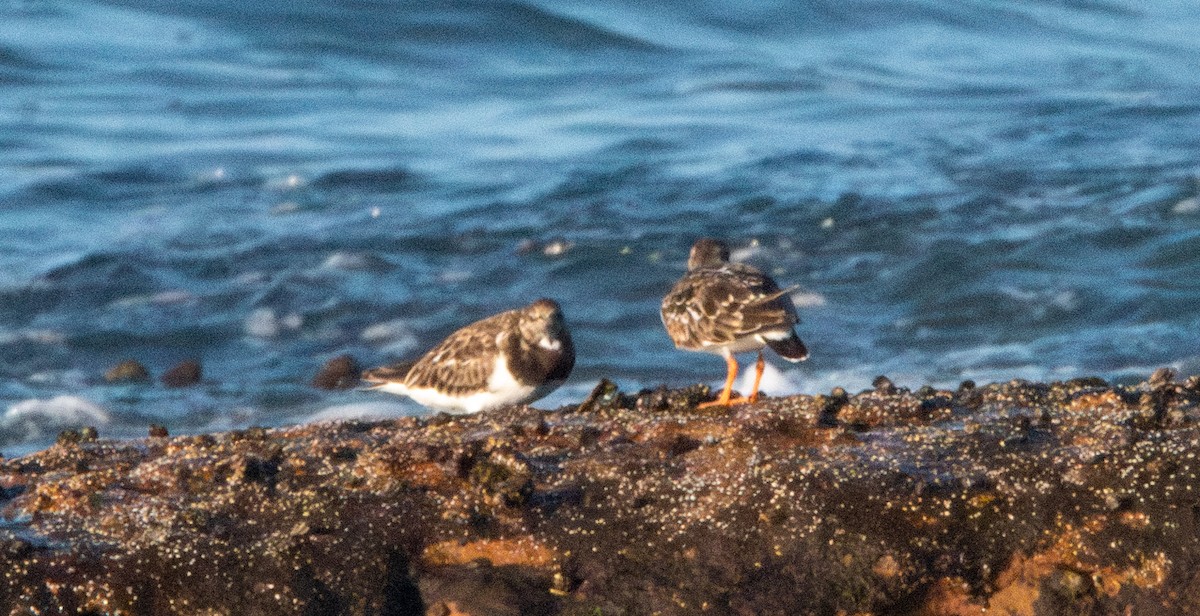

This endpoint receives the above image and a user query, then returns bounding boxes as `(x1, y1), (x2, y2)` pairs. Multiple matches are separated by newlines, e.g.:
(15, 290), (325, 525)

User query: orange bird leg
(699, 353), (739, 408)
(747, 351), (766, 403)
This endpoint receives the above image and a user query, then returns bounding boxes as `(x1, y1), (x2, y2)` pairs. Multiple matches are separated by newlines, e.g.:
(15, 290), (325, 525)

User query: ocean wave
(0, 395), (110, 446)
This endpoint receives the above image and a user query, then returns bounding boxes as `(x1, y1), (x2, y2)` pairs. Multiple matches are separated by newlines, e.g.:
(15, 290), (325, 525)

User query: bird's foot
(698, 396), (752, 409)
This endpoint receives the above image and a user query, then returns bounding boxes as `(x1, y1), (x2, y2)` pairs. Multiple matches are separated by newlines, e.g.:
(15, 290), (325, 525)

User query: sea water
(1, 0), (1199, 452)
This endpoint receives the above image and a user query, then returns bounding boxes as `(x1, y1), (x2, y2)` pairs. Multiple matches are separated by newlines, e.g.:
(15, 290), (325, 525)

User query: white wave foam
(361, 319), (421, 355)
(1173, 196), (1200, 214)
(729, 240), (763, 263)
(110, 290), (195, 307)
(25, 369), (89, 387)
(1, 396), (111, 445)
(306, 401), (412, 423)
(245, 308), (303, 338)
(0, 328), (66, 345)
(322, 252), (368, 270)
(245, 308), (280, 337)
(319, 251), (392, 272)
(735, 359), (799, 397)
(790, 290), (827, 307)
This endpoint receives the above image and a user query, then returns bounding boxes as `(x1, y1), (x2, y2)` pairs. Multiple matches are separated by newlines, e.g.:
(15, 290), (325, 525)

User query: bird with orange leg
(661, 238), (808, 407)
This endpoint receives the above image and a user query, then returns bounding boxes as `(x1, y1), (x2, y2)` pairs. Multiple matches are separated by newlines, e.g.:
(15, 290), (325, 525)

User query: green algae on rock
(1, 373), (1200, 614)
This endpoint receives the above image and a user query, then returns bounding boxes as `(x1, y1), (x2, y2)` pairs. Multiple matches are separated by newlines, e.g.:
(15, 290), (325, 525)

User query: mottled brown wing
(725, 263), (800, 333)
(661, 264), (798, 350)
(400, 310), (514, 396)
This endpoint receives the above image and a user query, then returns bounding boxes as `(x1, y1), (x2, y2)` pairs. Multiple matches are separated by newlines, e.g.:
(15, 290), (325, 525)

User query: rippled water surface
(2, 0), (1199, 452)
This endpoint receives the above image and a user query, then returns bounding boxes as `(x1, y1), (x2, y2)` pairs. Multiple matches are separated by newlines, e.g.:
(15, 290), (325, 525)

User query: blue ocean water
(1, 0), (1199, 452)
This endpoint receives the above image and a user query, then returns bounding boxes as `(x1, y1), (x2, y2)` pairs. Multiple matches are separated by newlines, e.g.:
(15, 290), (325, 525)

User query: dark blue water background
(2, 0), (1199, 452)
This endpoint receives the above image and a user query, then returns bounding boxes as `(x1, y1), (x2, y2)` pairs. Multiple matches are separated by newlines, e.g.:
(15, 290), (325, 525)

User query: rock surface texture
(3, 372), (1200, 615)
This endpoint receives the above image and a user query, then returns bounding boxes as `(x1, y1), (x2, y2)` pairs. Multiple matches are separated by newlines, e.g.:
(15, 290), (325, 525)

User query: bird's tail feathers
(360, 361), (417, 386)
(750, 285), (800, 305)
(766, 331), (809, 362)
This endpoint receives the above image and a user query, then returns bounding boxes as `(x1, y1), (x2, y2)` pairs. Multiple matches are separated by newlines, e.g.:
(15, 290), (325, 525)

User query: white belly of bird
(697, 329), (790, 355)
(385, 354), (539, 414)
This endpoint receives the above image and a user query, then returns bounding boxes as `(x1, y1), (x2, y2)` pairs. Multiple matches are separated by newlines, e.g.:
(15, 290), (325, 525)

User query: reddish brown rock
(0, 373), (1199, 614)
(312, 354), (361, 390)
(160, 359), (202, 387)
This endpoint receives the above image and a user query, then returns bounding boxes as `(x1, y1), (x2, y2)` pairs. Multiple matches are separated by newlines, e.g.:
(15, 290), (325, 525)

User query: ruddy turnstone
(361, 298), (575, 414)
(661, 238), (808, 407)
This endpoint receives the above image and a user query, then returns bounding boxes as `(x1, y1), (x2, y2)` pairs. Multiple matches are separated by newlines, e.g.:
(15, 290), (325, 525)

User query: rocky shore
(2, 371), (1200, 615)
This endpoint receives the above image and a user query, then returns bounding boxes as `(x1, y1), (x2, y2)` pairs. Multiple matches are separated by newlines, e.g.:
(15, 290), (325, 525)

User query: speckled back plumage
(400, 309), (519, 395)
(661, 239), (808, 360)
(362, 299), (575, 412)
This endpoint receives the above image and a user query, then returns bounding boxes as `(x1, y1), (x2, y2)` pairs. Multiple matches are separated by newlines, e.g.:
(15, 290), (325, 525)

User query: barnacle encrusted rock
(2, 373), (1200, 614)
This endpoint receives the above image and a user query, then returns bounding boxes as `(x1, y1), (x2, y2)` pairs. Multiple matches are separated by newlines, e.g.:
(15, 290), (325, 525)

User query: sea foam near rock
(0, 396), (110, 445)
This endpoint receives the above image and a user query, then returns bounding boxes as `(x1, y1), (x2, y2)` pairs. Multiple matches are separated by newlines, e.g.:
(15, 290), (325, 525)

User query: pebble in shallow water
(311, 354), (361, 390)
(160, 359), (202, 388)
(103, 359), (151, 384)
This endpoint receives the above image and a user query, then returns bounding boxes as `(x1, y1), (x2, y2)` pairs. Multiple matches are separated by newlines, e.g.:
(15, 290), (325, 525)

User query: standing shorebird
(362, 298), (575, 414)
(661, 238), (808, 407)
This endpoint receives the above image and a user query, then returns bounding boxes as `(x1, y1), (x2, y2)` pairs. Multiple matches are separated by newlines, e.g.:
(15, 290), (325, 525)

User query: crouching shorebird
(362, 298), (575, 414)
(661, 238), (808, 407)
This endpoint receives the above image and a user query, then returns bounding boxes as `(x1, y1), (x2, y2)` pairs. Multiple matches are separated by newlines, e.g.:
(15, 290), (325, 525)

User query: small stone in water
(312, 355), (361, 390)
(104, 360), (151, 383)
(161, 360), (202, 388)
